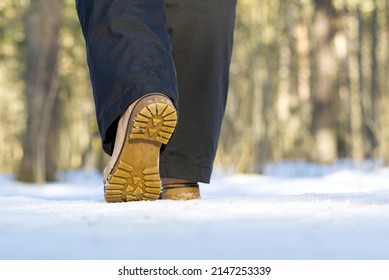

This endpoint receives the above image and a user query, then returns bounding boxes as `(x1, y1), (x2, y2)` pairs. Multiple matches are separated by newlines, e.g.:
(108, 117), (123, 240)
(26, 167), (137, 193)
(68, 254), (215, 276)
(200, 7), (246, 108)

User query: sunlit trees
(0, 0), (388, 179)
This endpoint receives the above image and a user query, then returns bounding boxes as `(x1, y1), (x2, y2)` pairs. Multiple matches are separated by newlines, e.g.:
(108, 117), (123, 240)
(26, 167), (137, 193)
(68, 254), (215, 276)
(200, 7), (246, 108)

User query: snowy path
(1, 164), (389, 260)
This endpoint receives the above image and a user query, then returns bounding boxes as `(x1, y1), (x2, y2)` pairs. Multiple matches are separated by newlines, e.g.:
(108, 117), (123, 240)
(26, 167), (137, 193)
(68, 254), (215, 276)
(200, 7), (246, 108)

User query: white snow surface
(1, 160), (389, 260)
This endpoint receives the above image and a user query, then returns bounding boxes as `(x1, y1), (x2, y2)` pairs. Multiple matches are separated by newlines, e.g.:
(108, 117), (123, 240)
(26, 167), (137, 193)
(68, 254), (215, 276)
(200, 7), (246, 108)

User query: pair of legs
(76, 0), (237, 201)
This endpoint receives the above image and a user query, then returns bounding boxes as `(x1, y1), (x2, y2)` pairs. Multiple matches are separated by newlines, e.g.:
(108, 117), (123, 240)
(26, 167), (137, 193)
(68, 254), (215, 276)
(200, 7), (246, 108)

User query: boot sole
(104, 95), (177, 202)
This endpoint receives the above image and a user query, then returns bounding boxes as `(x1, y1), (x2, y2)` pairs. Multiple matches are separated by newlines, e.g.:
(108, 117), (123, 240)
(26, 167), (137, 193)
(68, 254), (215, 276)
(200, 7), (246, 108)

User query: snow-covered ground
(0, 160), (388, 260)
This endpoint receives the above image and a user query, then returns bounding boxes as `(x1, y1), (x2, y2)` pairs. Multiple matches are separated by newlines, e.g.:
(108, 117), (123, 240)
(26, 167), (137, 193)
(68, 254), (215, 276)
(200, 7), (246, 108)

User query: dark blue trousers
(76, 0), (237, 183)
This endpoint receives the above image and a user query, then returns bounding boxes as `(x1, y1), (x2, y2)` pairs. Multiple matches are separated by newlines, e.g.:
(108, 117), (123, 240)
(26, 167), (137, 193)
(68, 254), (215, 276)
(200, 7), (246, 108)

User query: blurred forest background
(0, 0), (388, 183)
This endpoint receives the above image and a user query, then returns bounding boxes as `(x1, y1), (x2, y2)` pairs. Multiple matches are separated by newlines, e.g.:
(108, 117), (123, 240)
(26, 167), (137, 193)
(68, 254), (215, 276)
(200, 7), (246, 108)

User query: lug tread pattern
(104, 99), (177, 203)
(105, 161), (162, 202)
(130, 102), (177, 144)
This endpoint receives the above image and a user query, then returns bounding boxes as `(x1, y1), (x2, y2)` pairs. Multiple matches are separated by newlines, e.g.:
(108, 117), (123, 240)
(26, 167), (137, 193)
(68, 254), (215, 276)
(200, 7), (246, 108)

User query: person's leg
(76, 0), (178, 155)
(76, 0), (179, 202)
(160, 0), (237, 186)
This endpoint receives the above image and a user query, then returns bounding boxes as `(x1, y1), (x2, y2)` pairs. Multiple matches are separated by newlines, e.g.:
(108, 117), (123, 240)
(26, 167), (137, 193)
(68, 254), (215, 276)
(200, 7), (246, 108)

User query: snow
(0, 160), (389, 260)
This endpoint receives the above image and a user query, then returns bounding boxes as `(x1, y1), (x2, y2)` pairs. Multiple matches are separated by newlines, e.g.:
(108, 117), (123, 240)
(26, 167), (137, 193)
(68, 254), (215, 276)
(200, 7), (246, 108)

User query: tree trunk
(18, 0), (63, 183)
(334, 7), (350, 158)
(311, 0), (337, 163)
(366, 6), (379, 157)
(296, 21), (311, 153)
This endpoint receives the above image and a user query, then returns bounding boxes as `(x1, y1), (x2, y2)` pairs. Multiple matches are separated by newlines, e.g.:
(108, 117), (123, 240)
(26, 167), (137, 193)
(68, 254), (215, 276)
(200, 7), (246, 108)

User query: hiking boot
(160, 182), (201, 200)
(103, 94), (177, 202)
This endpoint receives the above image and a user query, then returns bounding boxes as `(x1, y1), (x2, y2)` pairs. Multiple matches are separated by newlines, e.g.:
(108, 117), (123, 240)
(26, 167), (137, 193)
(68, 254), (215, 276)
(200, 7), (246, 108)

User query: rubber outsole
(104, 96), (177, 203)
